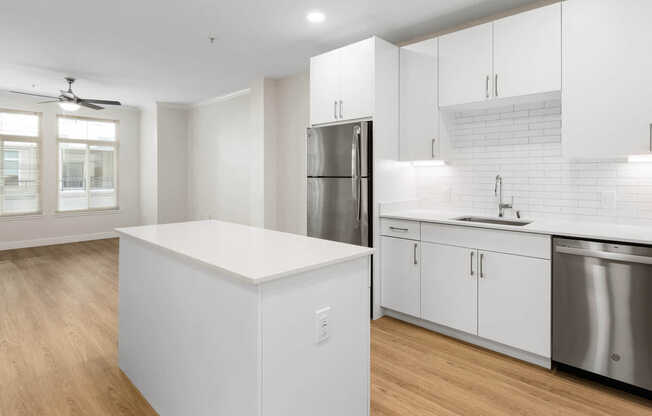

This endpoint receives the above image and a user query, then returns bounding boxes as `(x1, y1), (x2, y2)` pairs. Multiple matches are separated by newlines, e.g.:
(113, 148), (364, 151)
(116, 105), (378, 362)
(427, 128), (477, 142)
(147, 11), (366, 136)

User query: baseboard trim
(383, 308), (551, 369)
(0, 231), (118, 251)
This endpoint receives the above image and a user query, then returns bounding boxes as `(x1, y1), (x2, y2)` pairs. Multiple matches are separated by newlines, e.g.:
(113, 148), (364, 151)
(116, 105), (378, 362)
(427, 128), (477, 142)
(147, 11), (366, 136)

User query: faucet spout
(495, 175), (512, 217)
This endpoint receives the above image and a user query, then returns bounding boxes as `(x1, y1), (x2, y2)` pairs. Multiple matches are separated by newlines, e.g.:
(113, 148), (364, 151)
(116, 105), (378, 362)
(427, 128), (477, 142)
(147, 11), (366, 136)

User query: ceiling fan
(9, 77), (122, 111)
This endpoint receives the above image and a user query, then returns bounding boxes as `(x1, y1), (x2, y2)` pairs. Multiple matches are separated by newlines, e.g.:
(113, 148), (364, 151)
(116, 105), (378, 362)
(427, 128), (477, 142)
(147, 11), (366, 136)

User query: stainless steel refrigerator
(307, 121), (372, 247)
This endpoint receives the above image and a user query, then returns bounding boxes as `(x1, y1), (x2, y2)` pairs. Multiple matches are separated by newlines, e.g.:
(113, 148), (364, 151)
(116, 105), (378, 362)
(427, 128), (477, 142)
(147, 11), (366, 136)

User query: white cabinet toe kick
(380, 219), (551, 369)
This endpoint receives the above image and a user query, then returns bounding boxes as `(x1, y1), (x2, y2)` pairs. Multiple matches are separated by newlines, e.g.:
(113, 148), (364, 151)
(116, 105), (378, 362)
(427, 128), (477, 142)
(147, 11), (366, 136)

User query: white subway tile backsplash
(416, 99), (652, 224)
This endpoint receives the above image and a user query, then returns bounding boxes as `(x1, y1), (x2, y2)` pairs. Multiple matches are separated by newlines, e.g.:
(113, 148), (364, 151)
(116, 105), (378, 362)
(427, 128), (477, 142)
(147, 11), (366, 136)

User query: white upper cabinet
(310, 38), (374, 125)
(310, 49), (341, 125)
(493, 3), (561, 99)
(399, 38), (440, 161)
(439, 5), (562, 108)
(339, 38), (374, 122)
(563, 0), (652, 158)
(439, 23), (493, 107)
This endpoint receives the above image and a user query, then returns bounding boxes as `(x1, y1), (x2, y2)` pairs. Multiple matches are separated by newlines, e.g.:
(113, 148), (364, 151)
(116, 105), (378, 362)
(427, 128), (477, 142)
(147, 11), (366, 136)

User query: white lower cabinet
(380, 236), (420, 317)
(477, 250), (551, 357)
(421, 243), (477, 335)
(380, 219), (552, 362)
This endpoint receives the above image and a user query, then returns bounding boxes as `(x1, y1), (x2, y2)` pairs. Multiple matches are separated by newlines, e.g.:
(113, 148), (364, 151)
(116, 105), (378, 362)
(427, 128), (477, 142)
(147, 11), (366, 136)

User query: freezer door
(307, 122), (369, 177)
(307, 177), (369, 246)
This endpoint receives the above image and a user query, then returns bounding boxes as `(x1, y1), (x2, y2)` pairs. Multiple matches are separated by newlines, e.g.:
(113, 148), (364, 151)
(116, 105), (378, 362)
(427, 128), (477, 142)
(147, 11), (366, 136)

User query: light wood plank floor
(0, 240), (650, 415)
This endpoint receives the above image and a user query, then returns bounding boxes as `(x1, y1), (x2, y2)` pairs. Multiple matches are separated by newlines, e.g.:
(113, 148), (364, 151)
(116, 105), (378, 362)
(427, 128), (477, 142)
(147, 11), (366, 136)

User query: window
(57, 116), (118, 212)
(0, 110), (41, 216)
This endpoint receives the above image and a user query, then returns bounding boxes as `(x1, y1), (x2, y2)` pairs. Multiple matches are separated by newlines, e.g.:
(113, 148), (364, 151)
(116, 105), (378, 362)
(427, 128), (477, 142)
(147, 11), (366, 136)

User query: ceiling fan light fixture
(59, 101), (81, 112)
(10, 77), (122, 111)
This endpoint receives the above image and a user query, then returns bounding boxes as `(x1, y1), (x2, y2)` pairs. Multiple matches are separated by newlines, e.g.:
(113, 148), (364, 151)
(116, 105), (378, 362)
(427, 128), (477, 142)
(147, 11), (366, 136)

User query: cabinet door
(339, 38), (374, 121)
(399, 38), (440, 160)
(563, 0), (652, 158)
(421, 243), (477, 335)
(477, 251), (550, 357)
(439, 23), (493, 107)
(310, 49), (341, 125)
(493, 3), (561, 99)
(380, 236), (420, 317)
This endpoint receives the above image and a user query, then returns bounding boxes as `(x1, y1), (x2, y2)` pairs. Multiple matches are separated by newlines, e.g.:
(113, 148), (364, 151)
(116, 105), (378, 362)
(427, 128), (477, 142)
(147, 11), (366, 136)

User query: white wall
(156, 104), (189, 224)
(140, 104), (157, 225)
(415, 98), (652, 225)
(274, 71), (310, 235)
(186, 76), (306, 232)
(0, 91), (141, 249)
(247, 80), (270, 229)
(187, 90), (260, 225)
(263, 79), (278, 230)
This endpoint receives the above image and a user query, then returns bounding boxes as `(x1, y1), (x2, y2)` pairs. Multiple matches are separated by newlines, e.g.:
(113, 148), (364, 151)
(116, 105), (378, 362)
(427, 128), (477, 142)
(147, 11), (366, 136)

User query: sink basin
(453, 216), (532, 227)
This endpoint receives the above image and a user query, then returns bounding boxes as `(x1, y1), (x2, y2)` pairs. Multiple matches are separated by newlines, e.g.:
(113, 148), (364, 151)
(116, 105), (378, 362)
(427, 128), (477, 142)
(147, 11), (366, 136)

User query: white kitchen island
(116, 220), (373, 416)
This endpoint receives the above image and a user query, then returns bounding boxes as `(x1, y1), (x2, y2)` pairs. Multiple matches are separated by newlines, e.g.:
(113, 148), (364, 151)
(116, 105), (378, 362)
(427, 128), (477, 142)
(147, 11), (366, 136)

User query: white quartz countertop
(381, 209), (652, 246)
(116, 220), (373, 285)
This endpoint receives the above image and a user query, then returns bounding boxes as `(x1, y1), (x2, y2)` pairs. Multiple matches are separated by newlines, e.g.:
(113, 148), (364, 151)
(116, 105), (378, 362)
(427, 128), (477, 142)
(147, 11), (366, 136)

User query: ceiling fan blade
(9, 90), (60, 99)
(80, 99), (122, 106)
(38, 100), (60, 104)
(80, 102), (104, 110)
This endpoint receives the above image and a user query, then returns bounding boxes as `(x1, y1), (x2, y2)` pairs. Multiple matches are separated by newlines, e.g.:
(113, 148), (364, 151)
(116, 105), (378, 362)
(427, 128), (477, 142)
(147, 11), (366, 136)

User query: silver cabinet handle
(480, 253), (484, 278)
(495, 74), (499, 97)
(485, 75), (490, 99)
(389, 226), (408, 232)
(334, 101), (338, 119)
(339, 100), (343, 119)
(431, 138), (437, 158)
(649, 123), (651, 152)
(413, 243), (418, 265)
(470, 251), (475, 276)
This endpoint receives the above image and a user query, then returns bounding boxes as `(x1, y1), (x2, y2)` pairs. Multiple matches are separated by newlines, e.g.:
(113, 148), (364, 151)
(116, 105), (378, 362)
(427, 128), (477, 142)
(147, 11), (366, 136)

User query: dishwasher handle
(555, 245), (652, 265)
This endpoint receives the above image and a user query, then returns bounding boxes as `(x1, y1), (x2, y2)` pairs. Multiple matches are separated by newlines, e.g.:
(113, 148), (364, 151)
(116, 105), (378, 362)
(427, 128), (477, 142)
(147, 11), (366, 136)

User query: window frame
(56, 114), (120, 213)
(0, 108), (43, 217)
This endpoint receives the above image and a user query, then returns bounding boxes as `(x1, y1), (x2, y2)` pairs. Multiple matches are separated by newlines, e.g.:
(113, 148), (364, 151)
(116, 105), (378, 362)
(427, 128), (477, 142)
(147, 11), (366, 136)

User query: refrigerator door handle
(351, 177), (361, 224)
(355, 126), (362, 181)
(350, 125), (362, 224)
(354, 126), (362, 222)
(357, 177), (362, 222)
(351, 129), (358, 179)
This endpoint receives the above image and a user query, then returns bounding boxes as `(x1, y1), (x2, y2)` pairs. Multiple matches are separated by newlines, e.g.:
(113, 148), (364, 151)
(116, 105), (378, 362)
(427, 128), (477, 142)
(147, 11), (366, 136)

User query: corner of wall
(139, 104), (158, 225)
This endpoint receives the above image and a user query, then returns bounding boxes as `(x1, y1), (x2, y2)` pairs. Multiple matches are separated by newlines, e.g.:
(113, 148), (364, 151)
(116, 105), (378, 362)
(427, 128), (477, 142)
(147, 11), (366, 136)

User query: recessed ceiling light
(307, 11), (326, 23)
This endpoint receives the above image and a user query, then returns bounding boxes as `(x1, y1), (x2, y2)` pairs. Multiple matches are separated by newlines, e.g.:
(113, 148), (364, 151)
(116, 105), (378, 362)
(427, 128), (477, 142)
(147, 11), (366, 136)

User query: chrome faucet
(494, 175), (513, 217)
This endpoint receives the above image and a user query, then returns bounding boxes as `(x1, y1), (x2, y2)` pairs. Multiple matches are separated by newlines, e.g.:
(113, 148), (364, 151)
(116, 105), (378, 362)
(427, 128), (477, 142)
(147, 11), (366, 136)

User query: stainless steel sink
(453, 216), (532, 226)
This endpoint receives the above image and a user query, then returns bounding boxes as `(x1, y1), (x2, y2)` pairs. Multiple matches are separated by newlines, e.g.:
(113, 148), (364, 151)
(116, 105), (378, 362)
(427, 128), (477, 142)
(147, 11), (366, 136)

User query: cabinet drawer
(380, 219), (420, 240)
(421, 222), (550, 259)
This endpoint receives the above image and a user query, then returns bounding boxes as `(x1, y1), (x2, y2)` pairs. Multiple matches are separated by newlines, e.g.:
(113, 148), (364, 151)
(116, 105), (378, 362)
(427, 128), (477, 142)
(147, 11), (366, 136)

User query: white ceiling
(0, 0), (541, 107)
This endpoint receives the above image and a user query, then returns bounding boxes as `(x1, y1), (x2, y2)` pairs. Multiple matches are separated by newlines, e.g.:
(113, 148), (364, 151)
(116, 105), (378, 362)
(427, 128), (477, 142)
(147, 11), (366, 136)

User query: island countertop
(116, 220), (374, 285)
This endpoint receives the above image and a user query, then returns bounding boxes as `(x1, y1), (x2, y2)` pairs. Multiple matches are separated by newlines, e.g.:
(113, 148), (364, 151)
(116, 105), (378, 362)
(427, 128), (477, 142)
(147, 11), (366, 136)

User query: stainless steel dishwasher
(553, 237), (652, 391)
